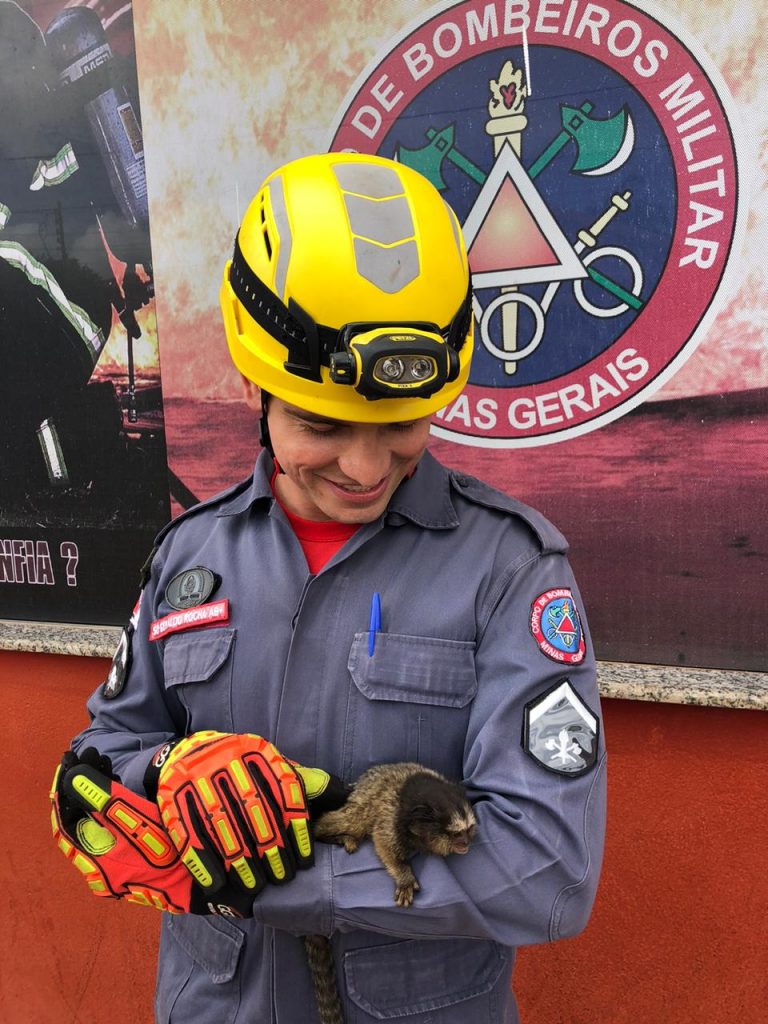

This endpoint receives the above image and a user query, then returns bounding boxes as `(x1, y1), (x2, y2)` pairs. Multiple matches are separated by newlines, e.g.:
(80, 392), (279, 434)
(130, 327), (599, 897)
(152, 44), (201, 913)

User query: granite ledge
(0, 620), (765, 711)
(596, 661), (768, 711)
(0, 620), (121, 659)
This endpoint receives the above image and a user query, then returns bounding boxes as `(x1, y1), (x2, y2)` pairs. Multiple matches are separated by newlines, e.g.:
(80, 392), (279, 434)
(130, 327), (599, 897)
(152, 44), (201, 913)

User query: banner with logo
(5, 1), (763, 676)
(134, 0), (761, 673)
(0, 0), (169, 624)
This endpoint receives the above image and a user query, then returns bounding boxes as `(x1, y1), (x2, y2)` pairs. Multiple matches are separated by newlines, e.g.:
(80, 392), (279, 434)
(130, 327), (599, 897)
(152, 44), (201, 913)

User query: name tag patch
(149, 599), (229, 641)
(523, 680), (599, 777)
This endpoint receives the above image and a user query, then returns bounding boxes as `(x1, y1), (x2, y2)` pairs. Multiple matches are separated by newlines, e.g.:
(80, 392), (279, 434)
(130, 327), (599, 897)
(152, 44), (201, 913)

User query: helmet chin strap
(258, 390), (284, 472)
(258, 390), (272, 453)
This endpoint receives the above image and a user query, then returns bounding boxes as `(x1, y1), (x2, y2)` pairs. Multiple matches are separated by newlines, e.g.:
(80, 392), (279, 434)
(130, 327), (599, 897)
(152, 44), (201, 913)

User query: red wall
(1, 649), (765, 1023)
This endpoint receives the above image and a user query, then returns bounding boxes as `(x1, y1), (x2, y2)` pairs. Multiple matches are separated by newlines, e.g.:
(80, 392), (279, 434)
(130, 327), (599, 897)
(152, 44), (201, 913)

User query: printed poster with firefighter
(0, 0), (169, 624)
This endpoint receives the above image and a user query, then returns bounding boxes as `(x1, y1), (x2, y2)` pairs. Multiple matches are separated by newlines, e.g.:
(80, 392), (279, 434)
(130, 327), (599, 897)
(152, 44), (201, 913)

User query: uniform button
(455, 474), (469, 487)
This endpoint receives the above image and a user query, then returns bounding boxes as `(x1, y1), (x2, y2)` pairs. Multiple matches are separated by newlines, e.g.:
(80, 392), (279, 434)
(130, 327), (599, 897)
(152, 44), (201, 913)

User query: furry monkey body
(304, 763), (477, 1024)
(315, 762), (477, 905)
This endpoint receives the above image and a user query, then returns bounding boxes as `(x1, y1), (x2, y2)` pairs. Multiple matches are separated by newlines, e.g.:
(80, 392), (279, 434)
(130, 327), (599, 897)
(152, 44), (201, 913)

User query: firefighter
(52, 152), (605, 1023)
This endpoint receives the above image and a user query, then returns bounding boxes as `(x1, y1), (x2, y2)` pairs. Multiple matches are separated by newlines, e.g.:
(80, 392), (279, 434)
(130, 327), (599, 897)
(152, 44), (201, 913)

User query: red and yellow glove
(149, 731), (331, 900)
(50, 747), (253, 916)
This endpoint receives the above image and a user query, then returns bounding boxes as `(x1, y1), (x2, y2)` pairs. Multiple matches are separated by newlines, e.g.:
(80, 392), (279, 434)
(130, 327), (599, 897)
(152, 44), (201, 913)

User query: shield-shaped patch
(523, 680), (599, 777)
(103, 594), (142, 699)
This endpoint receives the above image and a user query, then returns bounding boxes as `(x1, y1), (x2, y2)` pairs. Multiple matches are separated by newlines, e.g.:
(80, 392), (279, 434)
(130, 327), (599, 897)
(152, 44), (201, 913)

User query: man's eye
(299, 422), (339, 436)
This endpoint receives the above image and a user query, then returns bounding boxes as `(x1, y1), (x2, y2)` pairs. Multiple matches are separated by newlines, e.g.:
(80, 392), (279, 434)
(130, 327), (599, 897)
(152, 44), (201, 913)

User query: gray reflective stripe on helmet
(267, 176), (291, 300)
(344, 194), (414, 246)
(332, 162), (403, 199)
(37, 418), (70, 485)
(353, 238), (419, 293)
(0, 203), (10, 230)
(0, 241), (104, 365)
(443, 200), (463, 259)
(331, 162), (421, 293)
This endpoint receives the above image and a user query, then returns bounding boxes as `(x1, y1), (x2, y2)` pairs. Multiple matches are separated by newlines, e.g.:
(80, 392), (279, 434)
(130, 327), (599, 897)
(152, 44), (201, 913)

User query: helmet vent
(259, 194), (273, 262)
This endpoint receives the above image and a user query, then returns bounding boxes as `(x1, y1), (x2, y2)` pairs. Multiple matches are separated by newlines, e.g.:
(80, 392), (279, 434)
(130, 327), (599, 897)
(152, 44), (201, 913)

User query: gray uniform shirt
(75, 449), (606, 1024)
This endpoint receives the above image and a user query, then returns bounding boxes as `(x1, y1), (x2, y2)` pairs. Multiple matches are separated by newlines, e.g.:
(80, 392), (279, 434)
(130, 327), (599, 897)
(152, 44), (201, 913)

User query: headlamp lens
(379, 357), (406, 381)
(410, 358), (434, 381)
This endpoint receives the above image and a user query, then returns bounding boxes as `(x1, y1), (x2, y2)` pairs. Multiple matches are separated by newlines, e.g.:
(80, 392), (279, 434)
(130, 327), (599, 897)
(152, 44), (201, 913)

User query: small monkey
(315, 762), (477, 905)
(304, 763), (477, 1024)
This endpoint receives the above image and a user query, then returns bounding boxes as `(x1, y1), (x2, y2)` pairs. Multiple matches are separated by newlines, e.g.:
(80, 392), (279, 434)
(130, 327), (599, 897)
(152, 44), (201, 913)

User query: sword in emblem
(539, 192), (644, 317)
(485, 60), (528, 375)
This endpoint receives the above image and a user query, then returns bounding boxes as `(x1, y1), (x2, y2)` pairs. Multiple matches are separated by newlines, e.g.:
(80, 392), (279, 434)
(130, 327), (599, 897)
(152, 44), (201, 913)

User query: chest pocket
(345, 632), (477, 780)
(162, 628), (237, 734)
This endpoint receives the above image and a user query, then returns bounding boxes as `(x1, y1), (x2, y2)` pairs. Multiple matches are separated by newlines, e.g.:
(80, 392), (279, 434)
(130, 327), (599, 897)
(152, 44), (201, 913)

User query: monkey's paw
(342, 837), (359, 854)
(394, 879), (420, 907)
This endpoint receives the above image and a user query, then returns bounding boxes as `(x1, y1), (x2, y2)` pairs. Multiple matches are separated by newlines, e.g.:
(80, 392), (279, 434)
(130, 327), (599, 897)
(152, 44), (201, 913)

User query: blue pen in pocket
(369, 592), (381, 656)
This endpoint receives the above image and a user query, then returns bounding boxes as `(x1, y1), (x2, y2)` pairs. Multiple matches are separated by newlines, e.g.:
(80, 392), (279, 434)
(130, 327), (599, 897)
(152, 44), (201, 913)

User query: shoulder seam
(156, 477), (253, 545)
(449, 471), (568, 554)
(476, 550), (543, 641)
(138, 477), (254, 585)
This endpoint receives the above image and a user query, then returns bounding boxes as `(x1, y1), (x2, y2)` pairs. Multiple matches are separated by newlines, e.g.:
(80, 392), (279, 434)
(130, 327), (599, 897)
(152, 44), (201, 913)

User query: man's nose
(336, 433), (391, 485)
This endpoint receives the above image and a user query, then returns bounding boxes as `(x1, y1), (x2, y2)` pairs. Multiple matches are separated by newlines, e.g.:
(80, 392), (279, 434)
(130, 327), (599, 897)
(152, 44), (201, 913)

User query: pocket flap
(348, 632), (477, 708)
(344, 937), (506, 1018)
(163, 628), (236, 688)
(165, 914), (244, 984)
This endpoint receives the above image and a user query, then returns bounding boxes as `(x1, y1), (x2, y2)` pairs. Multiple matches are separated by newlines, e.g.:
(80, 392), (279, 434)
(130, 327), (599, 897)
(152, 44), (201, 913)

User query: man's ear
(240, 375), (262, 416)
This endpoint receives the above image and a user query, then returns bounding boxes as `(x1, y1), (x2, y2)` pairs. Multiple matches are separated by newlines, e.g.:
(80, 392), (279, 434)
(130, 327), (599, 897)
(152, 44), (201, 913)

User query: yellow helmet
(220, 152), (473, 422)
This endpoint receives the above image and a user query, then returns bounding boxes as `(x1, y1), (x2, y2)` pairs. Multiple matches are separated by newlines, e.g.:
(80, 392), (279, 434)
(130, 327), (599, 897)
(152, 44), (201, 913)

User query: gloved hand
(50, 747), (253, 916)
(147, 731), (348, 900)
(52, 744), (348, 916)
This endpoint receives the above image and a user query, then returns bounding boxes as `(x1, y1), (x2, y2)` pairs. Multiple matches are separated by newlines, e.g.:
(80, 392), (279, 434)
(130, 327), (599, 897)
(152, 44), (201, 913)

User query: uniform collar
(385, 450), (459, 530)
(215, 451), (275, 517)
(216, 448), (459, 529)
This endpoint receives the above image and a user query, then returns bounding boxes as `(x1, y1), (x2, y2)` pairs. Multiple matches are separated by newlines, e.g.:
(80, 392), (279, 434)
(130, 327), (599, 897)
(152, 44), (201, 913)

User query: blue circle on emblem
(531, 589), (586, 664)
(544, 597), (581, 653)
(379, 46), (676, 388)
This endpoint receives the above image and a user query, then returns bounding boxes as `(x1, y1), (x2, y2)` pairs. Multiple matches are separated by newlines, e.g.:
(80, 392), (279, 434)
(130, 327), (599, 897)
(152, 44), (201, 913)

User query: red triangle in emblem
(468, 176), (560, 273)
(557, 610), (576, 642)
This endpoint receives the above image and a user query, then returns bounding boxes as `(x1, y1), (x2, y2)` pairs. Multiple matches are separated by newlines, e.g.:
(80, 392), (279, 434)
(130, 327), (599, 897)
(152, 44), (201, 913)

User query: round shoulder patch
(530, 588), (586, 664)
(165, 566), (219, 610)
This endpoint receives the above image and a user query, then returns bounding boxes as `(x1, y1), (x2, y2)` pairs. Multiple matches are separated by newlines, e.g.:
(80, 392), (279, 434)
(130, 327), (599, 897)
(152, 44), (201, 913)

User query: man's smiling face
(242, 382), (431, 524)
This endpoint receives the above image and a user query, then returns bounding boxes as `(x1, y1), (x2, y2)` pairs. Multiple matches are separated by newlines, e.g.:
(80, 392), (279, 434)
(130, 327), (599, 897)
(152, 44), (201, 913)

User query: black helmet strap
(229, 233), (472, 386)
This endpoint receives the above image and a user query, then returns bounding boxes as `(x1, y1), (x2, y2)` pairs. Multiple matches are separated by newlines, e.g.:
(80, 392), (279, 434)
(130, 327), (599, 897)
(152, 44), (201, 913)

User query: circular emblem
(165, 566), (218, 610)
(530, 587), (586, 664)
(330, 0), (745, 447)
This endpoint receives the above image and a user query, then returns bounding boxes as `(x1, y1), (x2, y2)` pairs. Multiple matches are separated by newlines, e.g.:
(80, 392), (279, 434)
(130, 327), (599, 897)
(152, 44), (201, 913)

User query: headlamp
(329, 325), (459, 399)
(228, 234), (471, 400)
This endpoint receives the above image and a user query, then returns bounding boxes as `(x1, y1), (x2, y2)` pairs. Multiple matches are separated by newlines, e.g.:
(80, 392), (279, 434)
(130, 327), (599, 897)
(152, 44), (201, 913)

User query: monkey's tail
(304, 934), (345, 1024)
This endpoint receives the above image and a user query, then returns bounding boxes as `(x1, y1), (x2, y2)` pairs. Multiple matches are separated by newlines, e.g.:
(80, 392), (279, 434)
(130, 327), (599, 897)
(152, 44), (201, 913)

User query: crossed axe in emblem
(397, 102), (643, 316)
